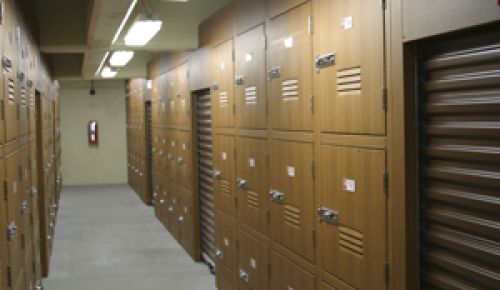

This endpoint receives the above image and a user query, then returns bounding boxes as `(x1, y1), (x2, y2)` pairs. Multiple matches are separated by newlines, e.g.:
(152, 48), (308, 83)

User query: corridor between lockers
(43, 185), (216, 290)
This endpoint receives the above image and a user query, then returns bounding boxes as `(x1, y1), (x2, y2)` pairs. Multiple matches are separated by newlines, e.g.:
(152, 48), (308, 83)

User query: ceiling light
(110, 50), (134, 67)
(101, 66), (118, 78)
(124, 17), (163, 46)
(112, 0), (138, 44)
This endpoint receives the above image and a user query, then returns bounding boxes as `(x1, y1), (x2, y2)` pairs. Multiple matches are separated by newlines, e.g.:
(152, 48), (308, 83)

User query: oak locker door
(217, 266), (236, 290)
(268, 3), (313, 131)
(238, 231), (269, 290)
(4, 72), (19, 142)
(317, 145), (386, 289)
(213, 135), (236, 217)
(0, 156), (7, 290)
(20, 145), (31, 267)
(158, 73), (169, 127)
(18, 82), (28, 137)
(211, 40), (235, 128)
(269, 140), (315, 262)
(268, 0), (309, 19)
(168, 189), (181, 239)
(167, 70), (177, 126)
(235, 24), (267, 129)
(179, 190), (194, 254)
(167, 130), (178, 182)
(270, 251), (316, 290)
(176, 63), (191, 128)
(215, 212), (238, 285)
(177, 131), (193, 192)
(315, 0), (385, 135)
(236, 137), (269, 236)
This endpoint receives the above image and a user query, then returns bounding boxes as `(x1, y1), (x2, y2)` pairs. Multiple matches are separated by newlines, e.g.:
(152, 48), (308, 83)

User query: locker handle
(315, 53), (336, 71)
(211, 83), (219, 90)
(159, 199), (165, 204)
(269, 189), (284, 203)
(168, 206), (174, 213)
(213, 169), (221, 179)
(31, 186), (38, 196)
(267, 67), (281, 79)
(7, 222), (17, 241)
(236, 178), (247, 189)
(20, 201), (29, 215)
(317, 205), (339, 225)
(215, 249), (224, 260)
(167, 153), (173, 160)
(235, 75), (245, 86)
(178, 216), (185, 223)
(177, 157), (184, 164)
(2, 56), (12, 71)
(239, 269), (250, 284)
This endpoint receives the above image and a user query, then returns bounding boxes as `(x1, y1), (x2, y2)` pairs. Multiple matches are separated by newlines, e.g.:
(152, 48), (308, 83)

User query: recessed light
(110, 50), (134, 67)
(101, 66), (118, 78)
(124, 17), (163, 46)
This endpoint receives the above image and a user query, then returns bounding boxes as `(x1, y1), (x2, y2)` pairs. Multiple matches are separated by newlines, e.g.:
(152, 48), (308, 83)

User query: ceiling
(33, 0), (231, 80)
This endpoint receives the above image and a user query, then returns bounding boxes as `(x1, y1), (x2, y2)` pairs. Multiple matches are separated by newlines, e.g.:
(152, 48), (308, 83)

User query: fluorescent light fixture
(146, 80), (153, 89)
(112, 0), (138, 44)
(124, 18), (163, 46)
(110, 50), (134, 67)
(101, 66), (118, 78)
(95, 51), (110, 76)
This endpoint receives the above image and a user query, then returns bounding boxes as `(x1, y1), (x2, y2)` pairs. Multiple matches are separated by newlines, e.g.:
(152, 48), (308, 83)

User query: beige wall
(60, 80), (127, 185)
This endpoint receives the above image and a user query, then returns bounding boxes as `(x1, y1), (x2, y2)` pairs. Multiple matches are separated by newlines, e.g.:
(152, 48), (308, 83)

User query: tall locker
(268, 2), (313, 131)
(213, 135), (237, 217)
(176, 63), (191, 128)
(211, 40), (235, 128)
(0, 155), (7, 290)
(2, 0), (18, 143)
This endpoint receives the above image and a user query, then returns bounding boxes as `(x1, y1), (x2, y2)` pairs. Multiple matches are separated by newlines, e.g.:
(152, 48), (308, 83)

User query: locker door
(176, 63), (191, 127)
(177, 131), (193, 191)
(217, 266), (236, 290)
(269, 140), (315, 262)
(4, 73), (19, 142)
(213, 135), (236, 217)
(211, 40), (235, 128)
(179, 190), (194, 253)
(270, 251), (316, 290)
(268, 3), (313, 131)
(29, 141), (42, 288)
(238, 231), (269, 290)
(236, 137), (269, 235)
(215, 212), (238, 282)
(315, 0), (385, 135)
(19, 145), (31, 271)
(166, 130), (178, 182)
(0, 156), (7, 290)
(18, 83), (28, 137)
(167, 188), (181, 239)
(235, 24), (267, 129)
(317, 146), (386, 289)
(167, 70), (177, 126)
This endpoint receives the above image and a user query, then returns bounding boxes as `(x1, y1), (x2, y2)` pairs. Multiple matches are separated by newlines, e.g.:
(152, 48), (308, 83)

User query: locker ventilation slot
(221, 180), (231, 197)
(7, 79), (15, 102)
(246, 190), (259, 209)
(282, 79), (299, 101)
(339, 226), (364, 256)
(245, 86), (257, 105)
(21, 87), (26, 106)
(219, 91), (229, 107)
(284, 205), (301, 228)
(337, 67), (362, 96)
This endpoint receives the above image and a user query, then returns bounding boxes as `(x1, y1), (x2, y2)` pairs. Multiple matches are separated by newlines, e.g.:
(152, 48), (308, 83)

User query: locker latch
(317, 205), (339, 225)
(17, 71), (25, 81)
(213, 169), (222, 179)
(315, 53), (336, 71)
(215, 248), (224, 260)
(178, 216), (185, 223)
(20, 201), (29, 215)
(211, 83), (219, 90)
(159, 199), (165, 205)
(31, 186), (38, 196)
(7, 222), (17, 241)
(27, 79), (33, 88)
(2, 56), (12, 72)
(168, 206), (174, 213)
(167, 153), (173, 160)
(177, 157), (184, 164)
(267, 67), (281, 79)
(269, 189), (285, 203)
(239, 269), (250, 284)
(235, 75), (245, 86)
(236, 178), (247, 189)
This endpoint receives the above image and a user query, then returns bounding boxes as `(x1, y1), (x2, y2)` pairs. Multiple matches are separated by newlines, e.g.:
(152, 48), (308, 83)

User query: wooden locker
(18, 83), (28, 137)
(314, 0), (385, 135)
(4, 72), (19, 142)
(166, 130), (178, 182)
(319, 274), (356, 290)
(211, 39), (235, 128)
(167, 70), (177, 126)
(213, 134), (237, 217)
(154, 179), (164, 222)
(236, 137), (269, 236)
(235, 24), (267, 129)
(215, 212), (238, 279)
(269, 0), (309, 19)
(176, 130), (193, 192)
(0, 155), (7, 290)
(217, 265), (237, 290)
(19, 145), (31, 274)
(238, 230), (269, 290)
(167, 189), (181, 240)
(317, 145), (386, 289)
(269, 140), (315, 262)
(179, 190), (194, 254)
(176, 63), (191, 128)
(270, 251), (316, 290)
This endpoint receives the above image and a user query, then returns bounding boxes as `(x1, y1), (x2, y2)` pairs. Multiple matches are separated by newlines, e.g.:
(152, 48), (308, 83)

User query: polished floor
(44, 185), (216, 290)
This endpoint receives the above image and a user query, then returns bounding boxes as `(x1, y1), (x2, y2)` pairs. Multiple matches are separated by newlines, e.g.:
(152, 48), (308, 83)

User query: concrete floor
(43, 185), (216, 290)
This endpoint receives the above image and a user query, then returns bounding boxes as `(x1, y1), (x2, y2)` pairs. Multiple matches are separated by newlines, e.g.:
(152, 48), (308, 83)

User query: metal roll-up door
(146, 100), (153, 204)
(419, 26), (500, 289)
(196, 92), (215, 269)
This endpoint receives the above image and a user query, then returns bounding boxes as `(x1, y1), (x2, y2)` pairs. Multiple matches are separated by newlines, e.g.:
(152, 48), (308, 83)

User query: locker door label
(342, 178), (356, 193)
(181, 99), (186, 108)
(248, 158), (256, 168)
(13, 181), (17, 193)
(224, 238), (229, 247)
(287, 166), (296, 177)
(341, 16), (353, 31)
(222, 152), (228, 161)
(250, 257), (257, 269)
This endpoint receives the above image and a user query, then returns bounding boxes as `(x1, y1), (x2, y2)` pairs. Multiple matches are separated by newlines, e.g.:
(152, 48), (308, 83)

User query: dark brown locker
(179, 190), (194, 254)
(238, 230), (269, 290)
(213, 134), (237, 217)
(166, 130), (178, 182)
(217, 265), (236, 290)
(235, 24), (267, 129)
(418, 28), (500, 289)
(211, 39), (235, 128)
(270, 251), (315, 290)
(268, 2), (313, 131)
(0, 155), (7, 290)
(176, 63), (191, 128)
(18, 82), (28, 137)
(167, 189), (181, 240)
(196, 92), (216, 265)
(319, 278), (355, 290)
(269, 140), (315, 262)
(314, 0), (385, 135)
(236, 137), (269, 236)
(177, 130), (193, 192)
(4, 73), (19, 142)
(215, 212), (238, 279)
(167, 70), (177, 126)
(317, 145), (386, 289)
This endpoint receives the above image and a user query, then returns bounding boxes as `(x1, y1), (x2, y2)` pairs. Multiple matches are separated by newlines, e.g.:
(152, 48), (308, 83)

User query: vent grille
(7, 79), (15, 102)
(221, 180), (231, 197)
(339, 226), (364, 256)
(20, 87), (26, 106)
(246, 190), (259, 210)
(219, 91), (229, 107)
(284, 205), (301, 228)
(245, 86), (257, 105)
(282, 79), (299, 101)
(337, 67), (361, 96)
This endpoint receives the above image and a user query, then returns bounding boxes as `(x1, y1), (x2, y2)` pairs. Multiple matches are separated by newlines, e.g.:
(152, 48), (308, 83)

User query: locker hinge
(311, 160), (316, 180)
(0, 100), (4, 120)
(234, 196), (238, 208)
(310, 95), (314, 114)
(7, 266), (12, 287)
(236, 239), (239, 250)
(266, 209), (270, 224)
(266, 152), (270, 169)
(22, 234), (26, 249)
(267, 262), (271, 276)
(384, 261), (390, 285)
(382, 88), (388, 111)
(263, 34), (267, 50)
(232, 48), (235, 62)
(312, 228), (317, 248)
(308, 16), (313, 35)
(383, 171), (389, 196)
(234, 148), (237, 160)
(3, 180), (7, 201)
(265, 99), (269, 115)
(382, 0), (387, 10)
(233, 103), (236, 114)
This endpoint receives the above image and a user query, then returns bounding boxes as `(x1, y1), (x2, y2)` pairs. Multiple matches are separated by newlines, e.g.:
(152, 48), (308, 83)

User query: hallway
(43, 185), (216, 290)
